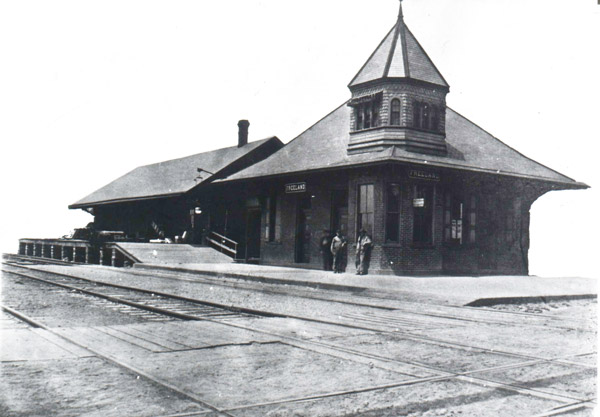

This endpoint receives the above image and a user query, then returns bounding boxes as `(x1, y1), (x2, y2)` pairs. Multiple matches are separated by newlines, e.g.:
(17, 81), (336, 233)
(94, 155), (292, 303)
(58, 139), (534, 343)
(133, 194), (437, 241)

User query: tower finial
(398, 0), (404, 21)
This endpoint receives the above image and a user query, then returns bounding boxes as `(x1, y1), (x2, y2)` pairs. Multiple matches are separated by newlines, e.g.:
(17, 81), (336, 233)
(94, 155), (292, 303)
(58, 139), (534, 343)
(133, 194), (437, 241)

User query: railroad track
(1, 259), (596, 415)
(5, 254), (594, 332)
(11, 253), (593, 334)
(2, 260), (595, 365)
(1, 261), (282, 323)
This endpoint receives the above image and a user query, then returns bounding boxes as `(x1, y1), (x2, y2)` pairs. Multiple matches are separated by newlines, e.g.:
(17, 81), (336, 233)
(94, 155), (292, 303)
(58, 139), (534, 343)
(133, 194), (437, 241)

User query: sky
(1, 0), (599, 278)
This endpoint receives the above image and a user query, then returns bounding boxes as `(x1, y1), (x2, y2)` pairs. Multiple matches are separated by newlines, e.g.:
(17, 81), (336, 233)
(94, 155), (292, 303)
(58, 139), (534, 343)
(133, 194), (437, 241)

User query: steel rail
(2, 262), (284, 319)
(5, 254), (592, 329)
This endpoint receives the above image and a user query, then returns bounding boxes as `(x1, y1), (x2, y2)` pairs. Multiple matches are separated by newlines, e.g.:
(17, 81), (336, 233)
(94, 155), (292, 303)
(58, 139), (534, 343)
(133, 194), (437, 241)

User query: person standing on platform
(355, 229), (372, 275)
(330, 230), (347, 273)
(320, 230), (333, 271)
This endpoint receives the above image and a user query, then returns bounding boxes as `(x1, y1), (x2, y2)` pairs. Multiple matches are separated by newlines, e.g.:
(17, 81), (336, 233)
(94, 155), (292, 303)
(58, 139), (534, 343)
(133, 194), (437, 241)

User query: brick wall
(254, 165), (543, 276)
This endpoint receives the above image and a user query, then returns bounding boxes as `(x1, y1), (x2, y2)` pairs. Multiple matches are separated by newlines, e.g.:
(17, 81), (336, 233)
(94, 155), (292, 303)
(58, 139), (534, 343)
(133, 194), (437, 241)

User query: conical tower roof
(349, 2), (448, 88)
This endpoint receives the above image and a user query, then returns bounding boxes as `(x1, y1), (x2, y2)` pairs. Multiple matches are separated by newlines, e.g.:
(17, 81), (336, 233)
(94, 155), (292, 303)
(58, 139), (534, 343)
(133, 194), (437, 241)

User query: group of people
(320, 229), (372, 275)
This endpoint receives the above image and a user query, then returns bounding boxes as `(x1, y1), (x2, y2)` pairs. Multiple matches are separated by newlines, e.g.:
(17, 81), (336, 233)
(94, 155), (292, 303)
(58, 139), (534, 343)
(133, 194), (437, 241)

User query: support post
(85, 247), (89, 264)
(111, 248), (117, 267)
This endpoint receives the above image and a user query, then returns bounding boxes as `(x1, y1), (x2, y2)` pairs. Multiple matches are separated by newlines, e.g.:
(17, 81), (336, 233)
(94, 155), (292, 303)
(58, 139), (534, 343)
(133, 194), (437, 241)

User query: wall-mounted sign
(408, 169), (440, 182)
(413, 198), (425, 208)
(285, 182), (307, 193)
(194, 207), (202, 214)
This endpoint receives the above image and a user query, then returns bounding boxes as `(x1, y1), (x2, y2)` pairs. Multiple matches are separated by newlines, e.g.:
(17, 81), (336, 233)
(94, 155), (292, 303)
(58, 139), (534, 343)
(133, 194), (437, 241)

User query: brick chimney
(238, 119), (249, 147)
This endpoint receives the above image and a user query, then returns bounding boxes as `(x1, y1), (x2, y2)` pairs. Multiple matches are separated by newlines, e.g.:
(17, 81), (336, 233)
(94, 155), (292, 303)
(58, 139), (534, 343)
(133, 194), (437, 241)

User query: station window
(390, 99), (401, 126)
(385, 183), (401, 242)
(444, 193), (477, 244)
(358, 184), (374, 238)
(413, 184), (434, 245)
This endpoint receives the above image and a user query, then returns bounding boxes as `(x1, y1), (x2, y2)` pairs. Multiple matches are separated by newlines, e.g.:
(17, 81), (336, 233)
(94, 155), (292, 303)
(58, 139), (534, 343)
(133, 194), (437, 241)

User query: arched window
(390, 99), (401, 126)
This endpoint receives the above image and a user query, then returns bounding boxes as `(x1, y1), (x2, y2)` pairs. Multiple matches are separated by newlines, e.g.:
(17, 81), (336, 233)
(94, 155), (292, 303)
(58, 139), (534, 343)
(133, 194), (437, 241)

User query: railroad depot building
(68, 5), (587, 275)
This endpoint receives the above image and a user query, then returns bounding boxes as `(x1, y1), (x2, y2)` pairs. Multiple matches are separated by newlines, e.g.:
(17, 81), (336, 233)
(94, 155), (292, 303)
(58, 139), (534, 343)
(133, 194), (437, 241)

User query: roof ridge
(137, 136), (276, 169)
(383, 14), (404, 78)
(446, 106), (578, 183)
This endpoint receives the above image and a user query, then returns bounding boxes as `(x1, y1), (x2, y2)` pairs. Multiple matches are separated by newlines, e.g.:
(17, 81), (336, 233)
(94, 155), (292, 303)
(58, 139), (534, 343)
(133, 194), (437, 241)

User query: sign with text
(285, 182), (307, 193)
(413, 198), (425, 208)
(408, 169), (440, 182)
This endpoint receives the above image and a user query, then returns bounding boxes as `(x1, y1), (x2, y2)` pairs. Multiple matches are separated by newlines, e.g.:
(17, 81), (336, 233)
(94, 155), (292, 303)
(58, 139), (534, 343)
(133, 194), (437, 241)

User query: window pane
(360, 185), (367, 213)
(372, 102), (379, 127)
(422, 104), (430, 130)
(386, 184), (401, 242)
(358, 184), (374, 237)
(387, 184), (400, 213)
(391, 99), (401, 126)
(413, 185), (433, 244)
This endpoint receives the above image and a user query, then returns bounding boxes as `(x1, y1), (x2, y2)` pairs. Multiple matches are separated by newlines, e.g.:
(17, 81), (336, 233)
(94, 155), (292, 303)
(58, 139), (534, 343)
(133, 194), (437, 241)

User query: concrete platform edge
(133, 263), (369, 293)
(466, 294), (598, 307)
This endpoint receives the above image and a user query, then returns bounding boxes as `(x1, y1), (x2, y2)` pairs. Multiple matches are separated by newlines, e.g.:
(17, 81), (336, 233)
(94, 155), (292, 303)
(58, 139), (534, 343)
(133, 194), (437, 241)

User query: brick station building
(70, 4), (587, 275)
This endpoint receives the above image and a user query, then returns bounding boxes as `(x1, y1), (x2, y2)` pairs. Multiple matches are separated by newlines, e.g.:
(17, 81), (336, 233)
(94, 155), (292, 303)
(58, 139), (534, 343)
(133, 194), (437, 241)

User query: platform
(134, 262), (598, 306)
(116, 243), (232, 265)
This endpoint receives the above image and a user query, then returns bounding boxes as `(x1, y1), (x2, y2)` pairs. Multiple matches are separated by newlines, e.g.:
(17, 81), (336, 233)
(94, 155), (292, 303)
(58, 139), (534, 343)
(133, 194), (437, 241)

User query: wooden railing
(206, 231), (238, 258)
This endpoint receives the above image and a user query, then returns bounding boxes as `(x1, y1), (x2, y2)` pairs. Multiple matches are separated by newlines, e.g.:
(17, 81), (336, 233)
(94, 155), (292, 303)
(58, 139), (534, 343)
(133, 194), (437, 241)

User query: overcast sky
(1, 0), (598, 278)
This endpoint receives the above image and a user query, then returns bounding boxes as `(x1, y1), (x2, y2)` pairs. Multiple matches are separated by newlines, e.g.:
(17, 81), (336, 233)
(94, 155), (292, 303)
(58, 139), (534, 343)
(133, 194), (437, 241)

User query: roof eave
(349, 76), (449, 92)
(68, 191), (187, 210)
(217, 158), (588, 190)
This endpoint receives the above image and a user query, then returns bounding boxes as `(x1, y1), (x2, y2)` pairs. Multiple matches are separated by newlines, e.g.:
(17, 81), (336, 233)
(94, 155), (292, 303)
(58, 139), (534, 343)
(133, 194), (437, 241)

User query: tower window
(354, 100), (381, 131)
(390, 99), (401, 126)
(413, 101), (441, 133)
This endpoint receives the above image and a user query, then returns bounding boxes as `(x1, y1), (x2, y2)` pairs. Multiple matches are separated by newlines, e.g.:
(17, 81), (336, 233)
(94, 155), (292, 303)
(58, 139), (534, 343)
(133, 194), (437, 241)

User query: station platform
(134, 262), (598, 306)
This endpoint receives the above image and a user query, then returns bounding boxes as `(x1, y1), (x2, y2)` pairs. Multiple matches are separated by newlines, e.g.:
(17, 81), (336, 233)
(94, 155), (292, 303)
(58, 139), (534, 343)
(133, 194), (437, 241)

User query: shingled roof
(349, 4), (448, 88)
(70, 137), (282, 208)
(219, 103), (586, 189)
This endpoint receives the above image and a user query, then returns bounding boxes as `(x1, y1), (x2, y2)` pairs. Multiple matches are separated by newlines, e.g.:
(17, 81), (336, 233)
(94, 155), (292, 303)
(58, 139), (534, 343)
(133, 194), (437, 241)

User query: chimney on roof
(238, 119), (249, 147)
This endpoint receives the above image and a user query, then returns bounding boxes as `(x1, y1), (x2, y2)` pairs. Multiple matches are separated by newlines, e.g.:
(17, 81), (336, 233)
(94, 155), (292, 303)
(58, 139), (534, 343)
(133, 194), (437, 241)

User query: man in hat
(355, 229), (372, 275)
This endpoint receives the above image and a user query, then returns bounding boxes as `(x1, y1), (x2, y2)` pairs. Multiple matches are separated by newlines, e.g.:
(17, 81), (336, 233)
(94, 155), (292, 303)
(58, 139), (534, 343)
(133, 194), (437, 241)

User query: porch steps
(114, 243), (232, 265)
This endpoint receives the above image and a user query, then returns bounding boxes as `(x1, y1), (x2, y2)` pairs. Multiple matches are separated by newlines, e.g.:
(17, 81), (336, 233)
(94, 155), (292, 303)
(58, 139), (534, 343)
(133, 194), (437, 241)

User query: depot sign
(285, 182), (307, 193)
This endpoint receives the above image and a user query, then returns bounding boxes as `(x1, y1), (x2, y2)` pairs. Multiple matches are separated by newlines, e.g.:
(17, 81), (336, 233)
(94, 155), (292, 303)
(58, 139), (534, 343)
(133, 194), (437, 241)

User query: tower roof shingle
(349, 4), (448, 88)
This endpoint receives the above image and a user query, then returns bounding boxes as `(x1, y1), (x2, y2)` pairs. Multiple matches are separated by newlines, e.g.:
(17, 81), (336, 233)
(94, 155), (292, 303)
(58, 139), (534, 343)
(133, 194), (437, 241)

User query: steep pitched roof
(349, 5), (448, 88)
(70, 137), (282, 208)
(219, 103), (586, 189)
